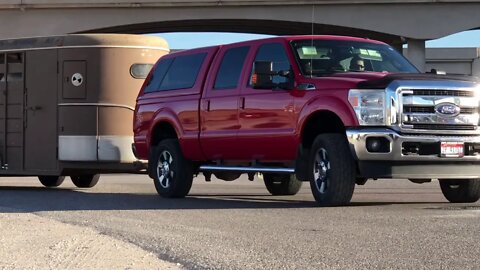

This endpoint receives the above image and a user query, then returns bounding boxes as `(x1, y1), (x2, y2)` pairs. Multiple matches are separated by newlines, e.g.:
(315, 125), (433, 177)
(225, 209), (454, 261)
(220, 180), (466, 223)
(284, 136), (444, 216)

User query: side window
(143, 58), (173, 93)
(251, 43), (291, 88)
(214, 46), (250, 90)
(159, 53), (206, 91)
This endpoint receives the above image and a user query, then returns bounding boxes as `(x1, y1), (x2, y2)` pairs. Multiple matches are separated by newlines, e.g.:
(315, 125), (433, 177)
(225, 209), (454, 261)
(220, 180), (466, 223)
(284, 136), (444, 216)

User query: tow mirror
(252, 61), (294, 90)
(252, 61), (275, 89)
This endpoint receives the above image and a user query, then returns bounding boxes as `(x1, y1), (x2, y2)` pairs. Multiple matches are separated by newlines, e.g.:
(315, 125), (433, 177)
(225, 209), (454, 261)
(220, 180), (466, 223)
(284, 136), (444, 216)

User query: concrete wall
(404, 48), (480, 77)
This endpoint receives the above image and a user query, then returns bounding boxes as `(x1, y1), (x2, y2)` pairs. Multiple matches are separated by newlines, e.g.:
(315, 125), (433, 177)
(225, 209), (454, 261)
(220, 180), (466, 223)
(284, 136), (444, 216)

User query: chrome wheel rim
(157, 150), (174, 189)
(313, 148), (330, 194)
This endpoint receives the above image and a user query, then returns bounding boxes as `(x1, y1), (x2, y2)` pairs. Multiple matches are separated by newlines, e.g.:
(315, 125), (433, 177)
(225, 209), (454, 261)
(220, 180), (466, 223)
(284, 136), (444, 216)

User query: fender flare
(148, 108), (183, 147)
(297, 95), (358, 134)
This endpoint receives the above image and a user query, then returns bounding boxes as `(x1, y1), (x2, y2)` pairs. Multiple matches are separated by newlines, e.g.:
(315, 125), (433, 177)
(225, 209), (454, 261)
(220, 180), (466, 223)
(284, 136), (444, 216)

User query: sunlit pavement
(0, 174), (478, 270)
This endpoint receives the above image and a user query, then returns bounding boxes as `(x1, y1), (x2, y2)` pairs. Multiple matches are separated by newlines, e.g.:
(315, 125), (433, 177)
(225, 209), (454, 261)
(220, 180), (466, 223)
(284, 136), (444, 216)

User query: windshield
(290, 39), (418, 77)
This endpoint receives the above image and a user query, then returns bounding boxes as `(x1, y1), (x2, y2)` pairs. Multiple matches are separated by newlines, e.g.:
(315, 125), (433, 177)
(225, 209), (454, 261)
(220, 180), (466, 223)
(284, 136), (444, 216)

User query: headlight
(348, 89), (386, 126)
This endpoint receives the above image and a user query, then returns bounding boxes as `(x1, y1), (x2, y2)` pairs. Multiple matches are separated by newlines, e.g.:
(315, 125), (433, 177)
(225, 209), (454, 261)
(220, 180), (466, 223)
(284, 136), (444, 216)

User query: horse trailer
(0, 34), (169, 187)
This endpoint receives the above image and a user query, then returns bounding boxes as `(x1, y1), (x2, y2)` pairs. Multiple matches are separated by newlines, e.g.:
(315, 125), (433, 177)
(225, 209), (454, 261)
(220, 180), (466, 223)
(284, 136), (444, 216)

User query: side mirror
(252, 61), (275, 89)
(252, 61), (294, 90)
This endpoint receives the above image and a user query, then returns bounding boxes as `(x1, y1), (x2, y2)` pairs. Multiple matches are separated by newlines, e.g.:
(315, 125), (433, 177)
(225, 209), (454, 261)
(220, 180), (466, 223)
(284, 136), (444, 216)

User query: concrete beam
(407, 39), (426, 72)
(1, 1), (480, 40)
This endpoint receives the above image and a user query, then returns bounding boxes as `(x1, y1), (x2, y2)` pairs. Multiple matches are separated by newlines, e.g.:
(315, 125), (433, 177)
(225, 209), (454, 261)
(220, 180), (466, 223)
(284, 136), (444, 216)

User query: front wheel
(439, 179), (480, 203)
(38, 176), (65, 187)
(151, 139), (194, 198)
(71, 174), (100, 188)
(308, 133), (356, 206)
(263, 174), (302, 195)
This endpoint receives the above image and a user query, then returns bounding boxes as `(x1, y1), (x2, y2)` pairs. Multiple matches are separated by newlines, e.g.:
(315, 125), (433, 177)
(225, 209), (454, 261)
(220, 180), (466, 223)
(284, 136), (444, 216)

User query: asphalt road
(0, 174), (479, 270)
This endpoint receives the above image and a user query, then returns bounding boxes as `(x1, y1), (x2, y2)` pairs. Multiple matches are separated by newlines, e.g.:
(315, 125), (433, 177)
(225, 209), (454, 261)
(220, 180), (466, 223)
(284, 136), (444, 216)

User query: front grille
(400, 88), (479, 134)
(410, 89), (475, 97)
(411, 124), (476, 131)
(404, 106), (434, 113)
(403, 106), (477, 114)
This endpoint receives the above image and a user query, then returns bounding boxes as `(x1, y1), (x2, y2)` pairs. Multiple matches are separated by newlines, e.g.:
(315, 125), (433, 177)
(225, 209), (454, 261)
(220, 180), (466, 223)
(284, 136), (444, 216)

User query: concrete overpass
(1, 0), (480, 71)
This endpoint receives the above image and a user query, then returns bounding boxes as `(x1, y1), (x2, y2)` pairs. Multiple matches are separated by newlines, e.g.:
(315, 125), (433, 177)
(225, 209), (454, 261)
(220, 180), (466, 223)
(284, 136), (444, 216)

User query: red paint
(133, 36), (391, 162)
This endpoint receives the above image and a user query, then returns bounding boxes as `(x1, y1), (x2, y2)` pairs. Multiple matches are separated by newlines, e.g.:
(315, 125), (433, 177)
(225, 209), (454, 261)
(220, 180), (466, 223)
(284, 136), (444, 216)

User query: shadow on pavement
(0, 186), (451, 213)
(0, 186), (318, 212)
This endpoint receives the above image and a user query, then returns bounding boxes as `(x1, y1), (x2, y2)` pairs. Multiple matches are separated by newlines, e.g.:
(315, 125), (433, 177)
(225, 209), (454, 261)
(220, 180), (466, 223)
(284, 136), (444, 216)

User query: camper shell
(0, 34), (168, 184)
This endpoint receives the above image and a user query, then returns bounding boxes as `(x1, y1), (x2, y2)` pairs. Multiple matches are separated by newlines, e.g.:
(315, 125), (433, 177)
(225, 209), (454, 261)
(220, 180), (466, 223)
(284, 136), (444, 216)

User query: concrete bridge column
(407, 39), (426, 72)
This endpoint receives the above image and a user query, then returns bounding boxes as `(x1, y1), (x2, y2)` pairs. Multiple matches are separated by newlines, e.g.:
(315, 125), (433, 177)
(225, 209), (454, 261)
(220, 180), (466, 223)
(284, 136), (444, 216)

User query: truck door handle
(240, 97), (245, 109)
(205, 100), (211, 111)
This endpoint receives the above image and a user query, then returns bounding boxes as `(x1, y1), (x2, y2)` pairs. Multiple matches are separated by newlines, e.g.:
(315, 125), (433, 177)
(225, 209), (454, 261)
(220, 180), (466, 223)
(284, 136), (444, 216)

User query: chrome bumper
(347, 128), (480, 179)
(346, 128), (480, 161)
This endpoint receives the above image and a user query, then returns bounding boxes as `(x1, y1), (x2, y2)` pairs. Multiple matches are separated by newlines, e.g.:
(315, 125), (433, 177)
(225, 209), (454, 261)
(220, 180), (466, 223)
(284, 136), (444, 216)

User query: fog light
(366, 137), (390, 153)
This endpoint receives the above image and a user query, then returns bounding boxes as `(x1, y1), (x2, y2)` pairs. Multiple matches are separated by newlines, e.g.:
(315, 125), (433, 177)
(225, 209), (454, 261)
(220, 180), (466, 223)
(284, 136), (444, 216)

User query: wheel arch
(148, 108), (183, 148)
(150, 120), (179, 147)
(300, 110), (348, 150)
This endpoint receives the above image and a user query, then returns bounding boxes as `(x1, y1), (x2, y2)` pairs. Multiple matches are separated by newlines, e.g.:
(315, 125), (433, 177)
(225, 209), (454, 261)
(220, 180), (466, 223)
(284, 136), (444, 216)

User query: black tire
(439, 179), (480, 203)
(71, 174), (100, 188)
(263, 174), (302, 195)
(38, 176), (65, 187)
(308, 133), (356, 206)
(151, 139), (193, 198)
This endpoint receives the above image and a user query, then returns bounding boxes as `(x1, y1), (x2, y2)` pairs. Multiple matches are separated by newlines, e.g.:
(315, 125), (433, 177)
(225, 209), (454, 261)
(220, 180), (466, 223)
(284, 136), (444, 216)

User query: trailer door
(24, 50), (58, 171)
(0, 52), (25, 171)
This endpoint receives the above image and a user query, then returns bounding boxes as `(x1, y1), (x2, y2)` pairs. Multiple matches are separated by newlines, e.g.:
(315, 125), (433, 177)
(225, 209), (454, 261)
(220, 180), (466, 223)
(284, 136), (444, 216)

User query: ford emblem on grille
(434, 103), (461, 117)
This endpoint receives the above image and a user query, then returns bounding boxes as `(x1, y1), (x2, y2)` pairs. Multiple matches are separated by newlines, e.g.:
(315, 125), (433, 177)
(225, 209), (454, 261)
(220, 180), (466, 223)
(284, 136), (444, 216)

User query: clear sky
(154, 29), (480, 50)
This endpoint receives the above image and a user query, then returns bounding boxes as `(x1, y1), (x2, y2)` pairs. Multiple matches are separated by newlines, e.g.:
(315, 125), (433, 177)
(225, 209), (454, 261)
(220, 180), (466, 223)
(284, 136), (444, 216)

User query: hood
(311, 72), (477, 90)
(311, 72), (388, 90)
(356, 73), (478, 89)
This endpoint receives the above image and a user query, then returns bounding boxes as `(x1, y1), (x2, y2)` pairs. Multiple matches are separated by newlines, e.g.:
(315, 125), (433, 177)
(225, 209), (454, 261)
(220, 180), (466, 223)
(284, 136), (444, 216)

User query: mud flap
(295, 145), (310, 181)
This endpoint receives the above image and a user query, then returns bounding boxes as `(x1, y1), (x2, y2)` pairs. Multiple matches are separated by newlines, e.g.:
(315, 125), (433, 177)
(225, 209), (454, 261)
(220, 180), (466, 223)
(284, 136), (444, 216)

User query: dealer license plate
(440, 142), (464, 158)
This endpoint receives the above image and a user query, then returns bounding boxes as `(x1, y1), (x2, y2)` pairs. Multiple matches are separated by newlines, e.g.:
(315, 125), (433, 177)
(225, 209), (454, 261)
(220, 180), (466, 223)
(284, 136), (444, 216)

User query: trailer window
(130, 63), (154, 79)
(159, 53), (206, 91)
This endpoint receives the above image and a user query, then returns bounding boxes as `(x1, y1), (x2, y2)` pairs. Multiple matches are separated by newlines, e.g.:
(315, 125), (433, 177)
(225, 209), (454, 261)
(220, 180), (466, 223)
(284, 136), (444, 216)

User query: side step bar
(199, 165), (294, 174)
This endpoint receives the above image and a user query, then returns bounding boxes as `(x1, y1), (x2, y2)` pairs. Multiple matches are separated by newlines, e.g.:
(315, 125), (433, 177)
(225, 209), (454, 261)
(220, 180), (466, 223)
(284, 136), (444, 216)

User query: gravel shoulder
(0, 208), (182, 270)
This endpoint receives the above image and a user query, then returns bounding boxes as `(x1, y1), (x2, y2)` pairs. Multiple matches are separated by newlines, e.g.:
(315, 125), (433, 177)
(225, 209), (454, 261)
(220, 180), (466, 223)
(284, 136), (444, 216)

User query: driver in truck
(350, 55), (365, 71)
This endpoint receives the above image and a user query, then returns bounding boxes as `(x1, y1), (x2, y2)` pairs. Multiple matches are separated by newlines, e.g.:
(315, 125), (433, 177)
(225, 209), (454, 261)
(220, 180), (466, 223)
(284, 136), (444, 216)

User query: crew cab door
(199, 45), (251, 159)
(237, 42), (297, 160)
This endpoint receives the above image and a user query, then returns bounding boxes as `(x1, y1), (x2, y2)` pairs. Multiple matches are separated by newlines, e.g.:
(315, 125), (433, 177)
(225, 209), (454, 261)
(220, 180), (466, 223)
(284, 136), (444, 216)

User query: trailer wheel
(439, 179), (480, 203)
(308, 133), (356, 206)
(38, 176), (65, 187)
(71, 174), (100, 188)
(151, 139), (193, 198)
(263, 174), (302, 195)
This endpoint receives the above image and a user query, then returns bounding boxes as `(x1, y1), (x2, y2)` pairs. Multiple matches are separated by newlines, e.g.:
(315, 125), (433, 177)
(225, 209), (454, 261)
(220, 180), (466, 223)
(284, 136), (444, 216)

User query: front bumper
(346, 128), (480, 179)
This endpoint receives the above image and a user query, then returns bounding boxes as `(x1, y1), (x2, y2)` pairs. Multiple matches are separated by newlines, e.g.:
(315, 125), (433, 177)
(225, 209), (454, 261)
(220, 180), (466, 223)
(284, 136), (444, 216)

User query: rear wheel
(439, 179), (480, 203)
(151, 139), (193, 198)
(38, 176), (65, 187)
(263, 174), (302, 195)
(71, 174), (100, 188)
(308, 133), (356, 206)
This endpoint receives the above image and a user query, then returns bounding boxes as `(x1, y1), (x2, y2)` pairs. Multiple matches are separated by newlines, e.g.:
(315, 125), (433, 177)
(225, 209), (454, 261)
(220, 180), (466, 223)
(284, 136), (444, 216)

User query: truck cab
(134, 35), (480, 206)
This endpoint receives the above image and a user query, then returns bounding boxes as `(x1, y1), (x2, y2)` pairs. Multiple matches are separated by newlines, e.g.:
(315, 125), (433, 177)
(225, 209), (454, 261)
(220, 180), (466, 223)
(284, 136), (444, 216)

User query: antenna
(311, 4), (315, 36)
(309, 5), (315, 78)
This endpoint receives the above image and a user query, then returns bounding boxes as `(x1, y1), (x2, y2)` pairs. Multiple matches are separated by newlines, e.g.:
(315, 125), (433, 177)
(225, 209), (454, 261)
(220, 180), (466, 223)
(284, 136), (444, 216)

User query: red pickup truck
(133, 35), (480, 206)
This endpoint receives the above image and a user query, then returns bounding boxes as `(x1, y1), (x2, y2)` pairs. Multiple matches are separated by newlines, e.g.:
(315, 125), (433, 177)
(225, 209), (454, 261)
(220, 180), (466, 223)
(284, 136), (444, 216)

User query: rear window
(159, 53), (206, 91)
(143, 58), (173, 93)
